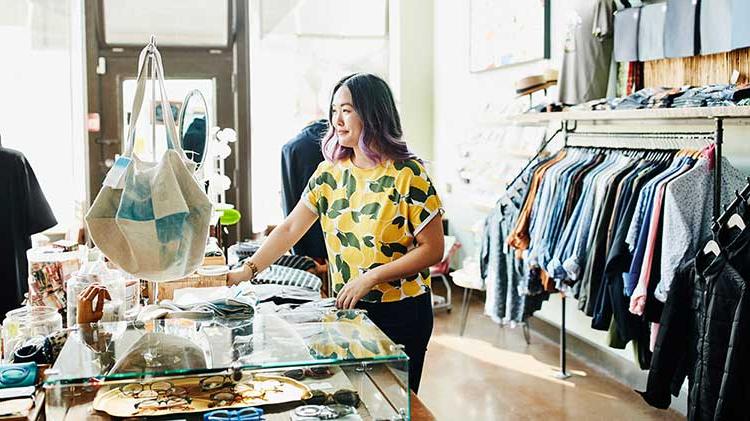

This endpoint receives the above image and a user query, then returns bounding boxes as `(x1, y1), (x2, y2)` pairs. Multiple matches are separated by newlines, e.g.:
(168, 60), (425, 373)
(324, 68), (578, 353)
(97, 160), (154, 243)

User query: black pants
(357, 292), (433, 393)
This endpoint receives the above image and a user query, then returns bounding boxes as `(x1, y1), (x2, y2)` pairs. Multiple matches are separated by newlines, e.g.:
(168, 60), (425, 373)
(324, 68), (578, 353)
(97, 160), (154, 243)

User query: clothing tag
(730, 70), (740, 85)
(102, 156), (132, 188)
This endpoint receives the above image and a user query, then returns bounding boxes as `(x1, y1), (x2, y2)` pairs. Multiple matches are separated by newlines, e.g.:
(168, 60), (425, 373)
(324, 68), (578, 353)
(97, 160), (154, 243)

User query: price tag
(730, 70), (740, 85)
(102, 156), (132, 188)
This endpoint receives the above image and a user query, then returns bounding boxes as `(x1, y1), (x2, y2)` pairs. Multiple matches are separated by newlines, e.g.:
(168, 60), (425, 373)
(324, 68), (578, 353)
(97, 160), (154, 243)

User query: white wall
(390, 0), (434, 161)
(433, 0), (571, 261)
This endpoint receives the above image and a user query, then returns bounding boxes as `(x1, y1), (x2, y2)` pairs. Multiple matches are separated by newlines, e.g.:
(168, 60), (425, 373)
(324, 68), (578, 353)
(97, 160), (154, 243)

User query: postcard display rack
(43, 309), (411, 420)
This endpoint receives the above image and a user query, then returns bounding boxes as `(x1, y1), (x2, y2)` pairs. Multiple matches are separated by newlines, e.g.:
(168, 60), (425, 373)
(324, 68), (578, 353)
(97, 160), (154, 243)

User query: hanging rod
(565, 130), (715, 150)
(566, 131), (715, 140)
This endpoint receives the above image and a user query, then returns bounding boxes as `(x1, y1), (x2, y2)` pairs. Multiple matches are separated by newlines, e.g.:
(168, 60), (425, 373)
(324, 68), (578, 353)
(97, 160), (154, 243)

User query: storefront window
(0, 0), (86, 232)
(249, 0), (389, 230)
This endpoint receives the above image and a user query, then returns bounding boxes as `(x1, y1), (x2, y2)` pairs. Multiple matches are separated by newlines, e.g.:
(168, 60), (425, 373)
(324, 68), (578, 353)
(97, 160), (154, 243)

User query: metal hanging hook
(147, 34), (157, 54)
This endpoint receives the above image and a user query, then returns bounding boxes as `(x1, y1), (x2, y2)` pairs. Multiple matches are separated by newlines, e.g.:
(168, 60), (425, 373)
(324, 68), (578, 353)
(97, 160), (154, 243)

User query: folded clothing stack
(703, 84), (736, 107)
(227, 241), (262, 264)
(139, 286), (257, 321)
(253, 265), (322, 291)
(614, 87), (669, 110)
(671, 85), (735, 108)
(567, 83), (750, 111)
(257, 298), (337, 323)
(647, 87), (689, 108)
(229, 242), (317, 273)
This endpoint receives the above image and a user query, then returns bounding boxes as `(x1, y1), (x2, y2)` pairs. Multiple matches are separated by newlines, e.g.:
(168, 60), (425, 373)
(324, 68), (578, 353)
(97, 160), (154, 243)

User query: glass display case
(43, 309), (409, 420)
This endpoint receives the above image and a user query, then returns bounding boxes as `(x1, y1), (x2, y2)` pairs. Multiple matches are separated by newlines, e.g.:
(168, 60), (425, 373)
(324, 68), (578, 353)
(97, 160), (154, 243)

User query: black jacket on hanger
(642, 224), (750, 420)
(280, 120), (328, 258)
(0, 146), (56, 318)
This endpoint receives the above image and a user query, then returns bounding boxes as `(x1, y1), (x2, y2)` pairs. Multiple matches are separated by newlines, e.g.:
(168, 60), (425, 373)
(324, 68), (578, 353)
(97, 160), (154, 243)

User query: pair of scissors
(203, 407), (265, 421)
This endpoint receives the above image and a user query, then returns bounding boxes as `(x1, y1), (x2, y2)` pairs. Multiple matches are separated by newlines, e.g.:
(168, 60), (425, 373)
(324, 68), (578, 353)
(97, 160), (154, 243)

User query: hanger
(703, 237), (722, 257)
(726, 191), (748, 231)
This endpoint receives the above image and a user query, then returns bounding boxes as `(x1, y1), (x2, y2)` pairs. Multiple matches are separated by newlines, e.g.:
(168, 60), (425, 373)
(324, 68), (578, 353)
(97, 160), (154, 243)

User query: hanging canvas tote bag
(86, 44), (211, 281)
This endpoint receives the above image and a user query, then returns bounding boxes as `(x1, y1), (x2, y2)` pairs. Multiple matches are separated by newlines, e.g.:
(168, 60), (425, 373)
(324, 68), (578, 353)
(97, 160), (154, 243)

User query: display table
(43, 310), (419, 420)
(42, 390), (436, 420)
(410, 392), (437, 421)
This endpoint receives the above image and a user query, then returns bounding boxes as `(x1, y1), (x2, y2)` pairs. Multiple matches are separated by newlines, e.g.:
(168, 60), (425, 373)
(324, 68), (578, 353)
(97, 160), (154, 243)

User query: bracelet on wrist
(243, 260), (259, 280)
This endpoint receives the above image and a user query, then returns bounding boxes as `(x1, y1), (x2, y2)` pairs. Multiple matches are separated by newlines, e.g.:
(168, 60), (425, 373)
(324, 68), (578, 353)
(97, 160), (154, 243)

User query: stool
(430, 236), (461, 313)
(449, 259), (484, 336)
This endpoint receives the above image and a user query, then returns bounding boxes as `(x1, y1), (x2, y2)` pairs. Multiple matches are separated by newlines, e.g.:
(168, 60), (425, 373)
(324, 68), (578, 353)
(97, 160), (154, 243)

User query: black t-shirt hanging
(0, 147), (57, 318)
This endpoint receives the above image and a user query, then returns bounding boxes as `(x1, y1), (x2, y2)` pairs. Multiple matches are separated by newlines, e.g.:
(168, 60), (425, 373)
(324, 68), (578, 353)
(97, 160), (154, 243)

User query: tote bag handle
(122, 43), (187, 161)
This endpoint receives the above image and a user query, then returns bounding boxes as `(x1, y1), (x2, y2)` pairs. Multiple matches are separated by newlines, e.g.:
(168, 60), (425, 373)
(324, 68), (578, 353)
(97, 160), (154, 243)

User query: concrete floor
(418, 291), (682, 421)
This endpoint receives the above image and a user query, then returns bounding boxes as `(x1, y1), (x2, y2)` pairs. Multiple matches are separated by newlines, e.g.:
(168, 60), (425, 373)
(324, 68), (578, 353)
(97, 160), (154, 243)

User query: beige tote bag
(86, 43), (211, 281)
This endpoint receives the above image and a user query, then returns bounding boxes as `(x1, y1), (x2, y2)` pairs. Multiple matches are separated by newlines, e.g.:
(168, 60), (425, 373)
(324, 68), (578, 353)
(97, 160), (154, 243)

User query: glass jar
(2, 306), (62, 360)
(123, 277), (141, 320)
(26, 246), (84, 311)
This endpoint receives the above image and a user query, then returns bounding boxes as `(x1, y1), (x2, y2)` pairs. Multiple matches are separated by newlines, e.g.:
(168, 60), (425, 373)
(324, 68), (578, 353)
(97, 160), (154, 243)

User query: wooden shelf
(506, 105), (750, 123)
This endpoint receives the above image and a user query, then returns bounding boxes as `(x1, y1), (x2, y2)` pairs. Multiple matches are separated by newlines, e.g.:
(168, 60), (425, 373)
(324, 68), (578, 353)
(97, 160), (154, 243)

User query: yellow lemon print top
(302, 158), (444, 303)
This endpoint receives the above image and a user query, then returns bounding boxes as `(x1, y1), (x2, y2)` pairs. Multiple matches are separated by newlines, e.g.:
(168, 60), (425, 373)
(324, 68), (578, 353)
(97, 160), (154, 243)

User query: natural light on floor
(431, 334), (588, 387)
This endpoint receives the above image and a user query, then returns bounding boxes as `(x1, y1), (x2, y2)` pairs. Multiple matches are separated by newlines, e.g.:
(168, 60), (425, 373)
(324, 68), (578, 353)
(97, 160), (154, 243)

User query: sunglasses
(302, 389), (360, 407)
(204, 407), (265, 421)
(209, 380), (285, 407)
(283, 366), (333, 381)
(200, 375), (236, 392)
(294, 404), (355, 420)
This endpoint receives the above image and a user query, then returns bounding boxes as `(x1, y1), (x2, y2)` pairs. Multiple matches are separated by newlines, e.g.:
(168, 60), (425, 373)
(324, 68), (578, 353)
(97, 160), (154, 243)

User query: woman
(229, 73), (444, 392)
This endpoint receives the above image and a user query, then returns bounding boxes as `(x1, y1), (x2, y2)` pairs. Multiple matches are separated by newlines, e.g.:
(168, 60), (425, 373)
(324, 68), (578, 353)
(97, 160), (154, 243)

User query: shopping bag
(86, 43), (211, 281)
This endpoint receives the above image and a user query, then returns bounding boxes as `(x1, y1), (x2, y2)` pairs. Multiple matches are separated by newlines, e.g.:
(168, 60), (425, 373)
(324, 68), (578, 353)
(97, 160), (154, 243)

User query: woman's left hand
(336, 273), (377, 309)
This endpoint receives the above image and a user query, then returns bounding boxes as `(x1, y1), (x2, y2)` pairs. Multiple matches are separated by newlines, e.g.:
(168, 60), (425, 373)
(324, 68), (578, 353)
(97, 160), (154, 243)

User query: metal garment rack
(513, 117), (727, 380)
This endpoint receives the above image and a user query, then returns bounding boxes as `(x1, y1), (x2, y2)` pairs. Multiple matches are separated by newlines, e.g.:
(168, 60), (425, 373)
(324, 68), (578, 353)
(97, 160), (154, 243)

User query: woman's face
(331, 86), (363, 149)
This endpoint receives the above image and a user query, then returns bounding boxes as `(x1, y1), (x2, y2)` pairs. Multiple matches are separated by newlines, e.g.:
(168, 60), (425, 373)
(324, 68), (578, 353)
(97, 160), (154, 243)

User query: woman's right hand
(227, 266), (249, 285)
(227, 201), (318, 285)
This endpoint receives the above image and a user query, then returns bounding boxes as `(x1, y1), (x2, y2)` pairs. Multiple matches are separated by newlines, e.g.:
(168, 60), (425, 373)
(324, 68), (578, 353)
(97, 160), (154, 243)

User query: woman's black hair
(322, 73), (415, 163)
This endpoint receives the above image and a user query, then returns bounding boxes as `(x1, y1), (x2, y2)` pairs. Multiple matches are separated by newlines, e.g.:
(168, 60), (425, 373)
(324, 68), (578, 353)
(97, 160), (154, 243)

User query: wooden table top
(411, 392), (437, 421)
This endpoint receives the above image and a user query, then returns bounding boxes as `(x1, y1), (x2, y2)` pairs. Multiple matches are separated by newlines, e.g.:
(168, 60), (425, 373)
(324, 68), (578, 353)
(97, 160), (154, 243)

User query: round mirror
(178, 89), (210, 171)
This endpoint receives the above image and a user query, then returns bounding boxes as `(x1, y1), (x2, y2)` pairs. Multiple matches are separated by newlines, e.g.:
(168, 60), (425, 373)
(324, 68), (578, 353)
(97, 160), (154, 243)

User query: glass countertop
(45, 309), (407, 385)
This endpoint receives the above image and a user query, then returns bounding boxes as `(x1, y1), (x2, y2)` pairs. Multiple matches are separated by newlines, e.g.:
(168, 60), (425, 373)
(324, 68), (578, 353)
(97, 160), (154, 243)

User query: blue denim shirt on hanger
(526, 150), (582, 267)
(626, 157), (686, 251)
(564, 155), (635, 281)
(537, 151), (598, 271)
(548, 153), (617, 281)
(543, 152), (601, 266)
(623, 156), (694, 296)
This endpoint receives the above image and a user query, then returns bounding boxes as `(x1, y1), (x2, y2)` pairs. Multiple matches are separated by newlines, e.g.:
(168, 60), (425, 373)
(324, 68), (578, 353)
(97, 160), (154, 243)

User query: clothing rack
(512, 118), (727, 380)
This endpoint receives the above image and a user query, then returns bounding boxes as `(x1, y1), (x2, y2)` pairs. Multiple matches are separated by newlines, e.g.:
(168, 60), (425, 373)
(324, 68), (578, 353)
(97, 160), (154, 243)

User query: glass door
(121, 78), (216, 162)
